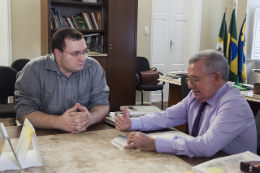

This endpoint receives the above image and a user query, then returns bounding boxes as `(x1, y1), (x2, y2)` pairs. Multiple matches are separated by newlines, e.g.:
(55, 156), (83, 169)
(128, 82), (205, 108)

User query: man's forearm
(18, 111), (60, 129)
(89, 105), (109, 126)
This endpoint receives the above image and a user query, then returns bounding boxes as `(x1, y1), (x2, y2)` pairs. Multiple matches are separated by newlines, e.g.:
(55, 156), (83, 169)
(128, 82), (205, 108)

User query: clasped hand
(60, 103), (91, 133)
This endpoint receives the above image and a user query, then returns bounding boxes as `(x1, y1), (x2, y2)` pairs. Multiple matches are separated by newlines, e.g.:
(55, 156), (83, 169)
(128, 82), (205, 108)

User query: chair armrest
(158, 71), (165, 85)
(158, 71), (164, 76)
(136, 73), (140, 85)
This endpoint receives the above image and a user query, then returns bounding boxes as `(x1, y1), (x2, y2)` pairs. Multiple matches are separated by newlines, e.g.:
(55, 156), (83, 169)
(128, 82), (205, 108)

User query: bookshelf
(41, 0), (137, 111)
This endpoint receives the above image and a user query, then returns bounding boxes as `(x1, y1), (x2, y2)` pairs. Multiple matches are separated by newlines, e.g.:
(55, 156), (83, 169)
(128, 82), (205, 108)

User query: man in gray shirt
(15, 28), (109, 133)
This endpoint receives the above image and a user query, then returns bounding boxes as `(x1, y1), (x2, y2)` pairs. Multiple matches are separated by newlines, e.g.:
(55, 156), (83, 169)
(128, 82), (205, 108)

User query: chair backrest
(136, 56), (150, 73)
(11, 59), (30, 72)
(0, 66), (17, 103)
(255, 110), (260, 155)
(181, 75), (191, 99)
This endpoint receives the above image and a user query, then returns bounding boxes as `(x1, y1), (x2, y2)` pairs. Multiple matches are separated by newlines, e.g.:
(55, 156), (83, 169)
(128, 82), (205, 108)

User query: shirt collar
(206, 83), (228, 106)
(44, 54), (91, 76)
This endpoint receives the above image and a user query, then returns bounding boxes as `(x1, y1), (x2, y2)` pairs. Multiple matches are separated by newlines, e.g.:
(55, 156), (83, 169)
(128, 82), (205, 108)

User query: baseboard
(135, 101), (151, 105)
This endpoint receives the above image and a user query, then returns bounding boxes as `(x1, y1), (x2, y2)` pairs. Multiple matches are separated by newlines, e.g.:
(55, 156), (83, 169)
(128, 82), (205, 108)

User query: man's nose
(78, 54), (85, 61)
(188, 82), (195, 89)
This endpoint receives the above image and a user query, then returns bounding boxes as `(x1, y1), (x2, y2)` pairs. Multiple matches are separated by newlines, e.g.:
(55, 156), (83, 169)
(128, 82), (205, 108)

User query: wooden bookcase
(41, 0), (137, 111)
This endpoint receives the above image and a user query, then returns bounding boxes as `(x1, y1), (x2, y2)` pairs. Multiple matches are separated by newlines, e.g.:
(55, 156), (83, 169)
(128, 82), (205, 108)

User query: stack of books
(160, 71), (187, 81)
(84, 33), (103, 53)
(51, 8), (102, 30)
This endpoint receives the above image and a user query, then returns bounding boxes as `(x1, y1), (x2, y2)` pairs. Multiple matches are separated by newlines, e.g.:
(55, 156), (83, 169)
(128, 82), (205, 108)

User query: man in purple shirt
(115, 50), (257, 157)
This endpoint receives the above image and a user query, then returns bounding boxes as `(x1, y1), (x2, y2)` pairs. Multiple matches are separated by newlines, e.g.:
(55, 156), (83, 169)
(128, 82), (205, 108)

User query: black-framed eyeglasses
(63, 49), (90, 58)
(185, 72), (215, 86)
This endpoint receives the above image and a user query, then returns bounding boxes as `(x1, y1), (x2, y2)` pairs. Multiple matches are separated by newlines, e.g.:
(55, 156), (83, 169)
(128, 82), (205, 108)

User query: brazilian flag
(238, 18), (247, 84)
(216, 12), (227, 58)
(226, 9), (238, 83)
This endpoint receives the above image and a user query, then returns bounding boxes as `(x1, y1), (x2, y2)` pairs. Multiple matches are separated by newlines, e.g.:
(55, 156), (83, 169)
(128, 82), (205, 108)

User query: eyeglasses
(185, 72), (215, 86)
(63, 49), (89, 58)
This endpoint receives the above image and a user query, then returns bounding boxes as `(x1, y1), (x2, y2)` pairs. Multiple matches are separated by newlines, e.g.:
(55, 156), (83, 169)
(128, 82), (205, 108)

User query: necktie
(191, 102), (208, 137)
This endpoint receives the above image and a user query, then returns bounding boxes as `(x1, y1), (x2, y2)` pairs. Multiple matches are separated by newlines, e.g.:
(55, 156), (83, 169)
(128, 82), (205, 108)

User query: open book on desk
(104, 105), (162, 126)
(111, 128), (193, 150)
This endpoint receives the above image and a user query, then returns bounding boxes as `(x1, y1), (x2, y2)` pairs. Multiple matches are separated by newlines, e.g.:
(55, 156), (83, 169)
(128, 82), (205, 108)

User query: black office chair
(0, 66), (17, 121)
(11, 59), (30, 73)
(181, 75), (191, 99)
(136, 56), (165, 110)
(255, 110), (260, 155)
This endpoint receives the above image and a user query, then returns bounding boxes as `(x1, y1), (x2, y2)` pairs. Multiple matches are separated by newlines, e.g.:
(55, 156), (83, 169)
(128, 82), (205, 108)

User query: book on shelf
(90, 12), (99, 30)
(61, 16), (70, 28)
(75, 16), (87, 29)
(57, 10), (66, 28)
(51, 8), (59, 29)
(82, 12), (92, 30)
(86, 13), (95, 30)
(50, 9), (102, 31)
(94, 11), (101, 30)
(84, 33), (103, 53)
(82, 0), (102, 3)
(71, 16), (80, 29)
(67, 17), (75, 29)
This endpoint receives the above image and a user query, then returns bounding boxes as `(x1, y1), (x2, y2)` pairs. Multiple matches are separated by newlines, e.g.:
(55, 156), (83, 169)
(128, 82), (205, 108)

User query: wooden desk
(3, 122), (227, 173)
(6, 121), (113, 139)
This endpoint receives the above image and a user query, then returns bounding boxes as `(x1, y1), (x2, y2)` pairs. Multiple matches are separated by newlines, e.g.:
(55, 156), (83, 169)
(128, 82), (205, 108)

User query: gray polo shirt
(15, 54), (109, 119)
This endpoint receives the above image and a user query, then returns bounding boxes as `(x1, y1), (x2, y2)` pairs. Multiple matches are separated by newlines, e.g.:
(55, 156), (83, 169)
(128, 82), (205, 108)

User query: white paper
(0, 152), (20, 171)
(111, 137), (127, 150)
(192, 151), (260, 173)
(0, 119), (43, 171)
(111, 129), (193, 150)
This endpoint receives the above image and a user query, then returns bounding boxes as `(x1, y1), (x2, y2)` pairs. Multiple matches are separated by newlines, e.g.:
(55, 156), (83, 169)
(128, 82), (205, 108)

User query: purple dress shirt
(130, 83), (257, 157)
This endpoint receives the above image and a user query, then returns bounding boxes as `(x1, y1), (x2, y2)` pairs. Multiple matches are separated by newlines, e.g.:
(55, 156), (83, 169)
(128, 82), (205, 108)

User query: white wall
(136, 0), (152, 104)
(200, 0), (234, 51)
(245, 0), (260, 84)
(11, 0), (41, 62)
(0, 0), (12, 66)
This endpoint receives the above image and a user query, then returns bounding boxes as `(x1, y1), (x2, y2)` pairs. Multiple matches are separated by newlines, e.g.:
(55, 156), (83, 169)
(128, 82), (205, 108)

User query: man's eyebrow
(72, 49), (87, 53)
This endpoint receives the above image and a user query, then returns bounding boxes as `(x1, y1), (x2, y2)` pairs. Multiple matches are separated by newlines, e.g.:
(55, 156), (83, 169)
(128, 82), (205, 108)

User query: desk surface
(4, 122), (228, 173)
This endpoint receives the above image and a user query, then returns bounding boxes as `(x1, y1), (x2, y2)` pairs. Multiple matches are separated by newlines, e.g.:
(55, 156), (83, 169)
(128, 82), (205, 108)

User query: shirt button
(67, 93), (69, 96)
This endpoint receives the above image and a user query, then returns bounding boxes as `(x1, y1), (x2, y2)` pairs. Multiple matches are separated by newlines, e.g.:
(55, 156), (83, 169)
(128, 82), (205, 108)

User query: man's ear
(214, 72), (222, 82)
(54, 49), (62, 60)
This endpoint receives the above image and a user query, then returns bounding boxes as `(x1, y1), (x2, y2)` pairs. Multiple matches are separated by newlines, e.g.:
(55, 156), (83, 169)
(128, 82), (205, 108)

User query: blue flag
(238, 18), (247, 84)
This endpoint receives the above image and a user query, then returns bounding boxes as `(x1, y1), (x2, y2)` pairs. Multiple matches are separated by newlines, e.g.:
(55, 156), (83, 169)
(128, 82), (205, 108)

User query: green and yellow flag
(238, 18), (247, 84)
(226, 9), (238, 83)
(216, 12), (227, 58)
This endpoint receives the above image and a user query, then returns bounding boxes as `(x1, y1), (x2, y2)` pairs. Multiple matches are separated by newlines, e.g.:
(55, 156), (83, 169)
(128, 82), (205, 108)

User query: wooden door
(107, 0), (138, 111)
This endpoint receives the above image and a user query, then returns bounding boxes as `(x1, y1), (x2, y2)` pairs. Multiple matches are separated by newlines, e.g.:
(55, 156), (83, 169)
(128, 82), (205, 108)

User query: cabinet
(41, 0), (137, 111)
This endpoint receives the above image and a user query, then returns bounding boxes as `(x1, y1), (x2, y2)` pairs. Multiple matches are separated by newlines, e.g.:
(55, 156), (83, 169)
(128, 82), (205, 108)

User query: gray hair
(188, 50), (229, 82)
